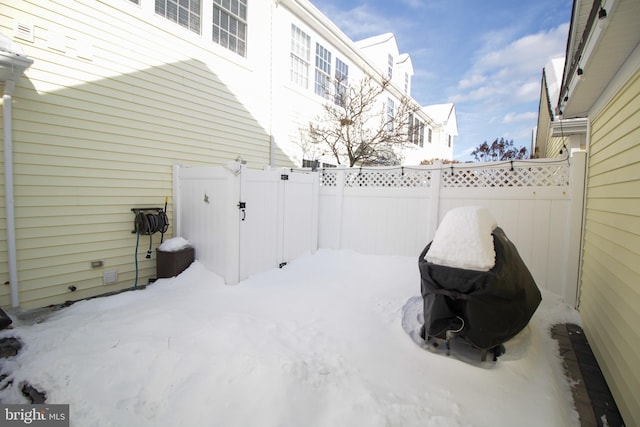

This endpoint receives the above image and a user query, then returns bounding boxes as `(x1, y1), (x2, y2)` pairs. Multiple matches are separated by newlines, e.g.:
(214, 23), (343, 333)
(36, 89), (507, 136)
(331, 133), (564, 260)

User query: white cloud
(458, 74), (487, 89)
(317, 4), (413, 41)
(399, 0), (425, 9)
(476, 23), (569, 76)
(453, 22), (569, 105)
(502, 111), (538, 123)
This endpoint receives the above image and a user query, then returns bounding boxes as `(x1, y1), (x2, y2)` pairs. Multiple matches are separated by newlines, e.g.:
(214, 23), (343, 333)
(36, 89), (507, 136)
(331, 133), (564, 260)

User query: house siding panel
(580, 67), (640, 426)
(1, 0), (276, 308)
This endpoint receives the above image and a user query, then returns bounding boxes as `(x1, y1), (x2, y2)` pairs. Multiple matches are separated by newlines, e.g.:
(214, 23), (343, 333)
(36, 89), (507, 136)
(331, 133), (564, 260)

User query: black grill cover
(419, 227), (542, 350)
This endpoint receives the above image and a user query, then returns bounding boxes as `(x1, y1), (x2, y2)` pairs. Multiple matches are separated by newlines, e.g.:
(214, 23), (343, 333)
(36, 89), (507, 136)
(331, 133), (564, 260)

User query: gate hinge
(237, 201), (246, 209)
(280, 174), (289, 181)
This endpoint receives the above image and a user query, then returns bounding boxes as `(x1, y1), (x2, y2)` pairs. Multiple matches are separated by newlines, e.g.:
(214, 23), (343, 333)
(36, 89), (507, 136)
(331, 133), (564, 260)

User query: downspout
(1, 34), (33, 308)
(3, 80), (19, 307)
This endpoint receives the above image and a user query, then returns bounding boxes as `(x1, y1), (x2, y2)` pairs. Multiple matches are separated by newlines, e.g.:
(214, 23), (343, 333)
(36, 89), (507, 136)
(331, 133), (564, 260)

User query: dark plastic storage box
(156, 246), (195, 278)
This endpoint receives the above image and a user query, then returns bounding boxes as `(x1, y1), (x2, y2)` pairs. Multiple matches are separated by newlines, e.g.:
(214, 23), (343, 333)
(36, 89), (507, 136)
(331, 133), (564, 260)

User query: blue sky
(309, 0), (573, 161)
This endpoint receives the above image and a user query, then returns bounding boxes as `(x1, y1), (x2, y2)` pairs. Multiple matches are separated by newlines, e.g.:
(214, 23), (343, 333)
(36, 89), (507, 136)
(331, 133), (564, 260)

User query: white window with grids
(155, 0), (201, 34)
(290, 25), (311, 89)
(212, 0), (247, 56)
(334, 58), (348, 105)
(387, 54), (393, 78)
(315, 43), (332, 99)
(408, 113), (424, 147)
(386, 98), (395, 131)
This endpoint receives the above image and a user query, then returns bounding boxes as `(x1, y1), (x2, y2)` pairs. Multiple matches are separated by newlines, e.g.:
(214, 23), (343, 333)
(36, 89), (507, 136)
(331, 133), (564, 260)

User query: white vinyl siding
(579, 68), (640, 427)
(0, 0), (274, 308)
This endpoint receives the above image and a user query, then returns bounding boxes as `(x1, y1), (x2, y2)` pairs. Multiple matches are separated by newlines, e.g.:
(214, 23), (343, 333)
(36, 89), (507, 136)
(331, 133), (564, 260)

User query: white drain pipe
(3, 80), (19, 307)
(1, 33), (34, 308)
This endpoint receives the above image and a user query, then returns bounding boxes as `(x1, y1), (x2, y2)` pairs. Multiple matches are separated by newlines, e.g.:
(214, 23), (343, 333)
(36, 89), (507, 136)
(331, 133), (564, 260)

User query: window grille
(315, 43), (332, 99)
(334, 58), (349, 105)
(212, 0), (247, 56)
(290, 25), (310, 88)
(386, 98), (395, 131)
(155, 0), (201, 34)
(416, 118), (424, 147)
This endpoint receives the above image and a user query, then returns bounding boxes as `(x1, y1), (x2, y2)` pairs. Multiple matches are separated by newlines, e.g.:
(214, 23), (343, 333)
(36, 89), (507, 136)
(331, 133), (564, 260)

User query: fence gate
(174, 165), (318, 285)
(239, 168), (318, 281)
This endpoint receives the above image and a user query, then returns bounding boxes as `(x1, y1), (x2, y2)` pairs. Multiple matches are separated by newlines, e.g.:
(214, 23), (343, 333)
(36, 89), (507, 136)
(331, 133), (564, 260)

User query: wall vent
(103, 270), (118, 285)
(14, 22), (34, 43)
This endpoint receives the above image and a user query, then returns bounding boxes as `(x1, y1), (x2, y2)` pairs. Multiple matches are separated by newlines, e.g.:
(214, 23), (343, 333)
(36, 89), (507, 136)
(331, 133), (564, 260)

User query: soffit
(561, 0), (640, 117)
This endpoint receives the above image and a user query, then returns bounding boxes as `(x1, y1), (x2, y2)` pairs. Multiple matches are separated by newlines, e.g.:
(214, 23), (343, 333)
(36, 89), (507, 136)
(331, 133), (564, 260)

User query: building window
(404, 72), (409, 94)
(129, 0), (140, 4)
(408, 113), (424, 147)
(212, 0), (247, 56)
(290, 25), (310, 89)
(334, 58), (349, 106)
(428, 127), (432, 143)
(302, 159), (336, 168)
(155, 0), (201, 34)
(408, 112), (414, 142)
(315, 43), (332, 99)
(387, 54), (393, 78)
(414, 117), (424, 147)
(386, 98), (395, 131)
(448, 134), (452, 147)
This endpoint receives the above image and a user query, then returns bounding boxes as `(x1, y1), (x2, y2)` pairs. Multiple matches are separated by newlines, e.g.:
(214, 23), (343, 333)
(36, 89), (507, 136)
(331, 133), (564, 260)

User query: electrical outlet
(103, 270), (118, 285)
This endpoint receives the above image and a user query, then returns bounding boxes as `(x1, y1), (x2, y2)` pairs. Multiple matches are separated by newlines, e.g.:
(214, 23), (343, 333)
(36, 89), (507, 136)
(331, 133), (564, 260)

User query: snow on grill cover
(419, 208), (542, 352)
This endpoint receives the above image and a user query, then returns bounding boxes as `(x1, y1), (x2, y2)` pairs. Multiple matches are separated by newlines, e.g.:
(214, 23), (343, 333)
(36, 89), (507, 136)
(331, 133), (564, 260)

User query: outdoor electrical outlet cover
(103, 270), (118, 285)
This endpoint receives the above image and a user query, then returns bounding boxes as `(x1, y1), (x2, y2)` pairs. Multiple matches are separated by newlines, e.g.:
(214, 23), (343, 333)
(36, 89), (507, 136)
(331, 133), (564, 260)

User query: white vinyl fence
(174, 152), (587, 307)
(173, 164), (318, 285)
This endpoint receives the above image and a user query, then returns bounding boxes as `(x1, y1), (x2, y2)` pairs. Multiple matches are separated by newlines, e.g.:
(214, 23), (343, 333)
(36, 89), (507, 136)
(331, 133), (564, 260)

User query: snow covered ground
(0, 249), (582, 427)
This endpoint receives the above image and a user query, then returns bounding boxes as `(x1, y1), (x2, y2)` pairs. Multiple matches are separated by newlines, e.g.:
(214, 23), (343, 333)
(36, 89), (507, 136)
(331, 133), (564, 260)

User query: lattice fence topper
(320, 170), (338, 187)
(320, 168), (433, 187)
(318, 162), (570, 188)
(442, 163), (569, 188)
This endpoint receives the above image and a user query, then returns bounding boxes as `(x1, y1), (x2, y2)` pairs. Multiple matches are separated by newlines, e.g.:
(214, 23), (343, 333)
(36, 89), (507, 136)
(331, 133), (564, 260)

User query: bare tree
(306, 75), (420, 167)
(471, 137), (529, 162)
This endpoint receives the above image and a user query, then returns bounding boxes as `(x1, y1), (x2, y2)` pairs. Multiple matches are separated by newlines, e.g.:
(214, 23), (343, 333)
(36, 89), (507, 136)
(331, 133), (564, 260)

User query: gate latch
(238, 201), (246, 221)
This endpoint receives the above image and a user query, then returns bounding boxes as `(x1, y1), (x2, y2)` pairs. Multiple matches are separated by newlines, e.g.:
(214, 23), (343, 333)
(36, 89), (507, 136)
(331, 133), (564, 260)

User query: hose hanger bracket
(131, 207), (169, 235)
